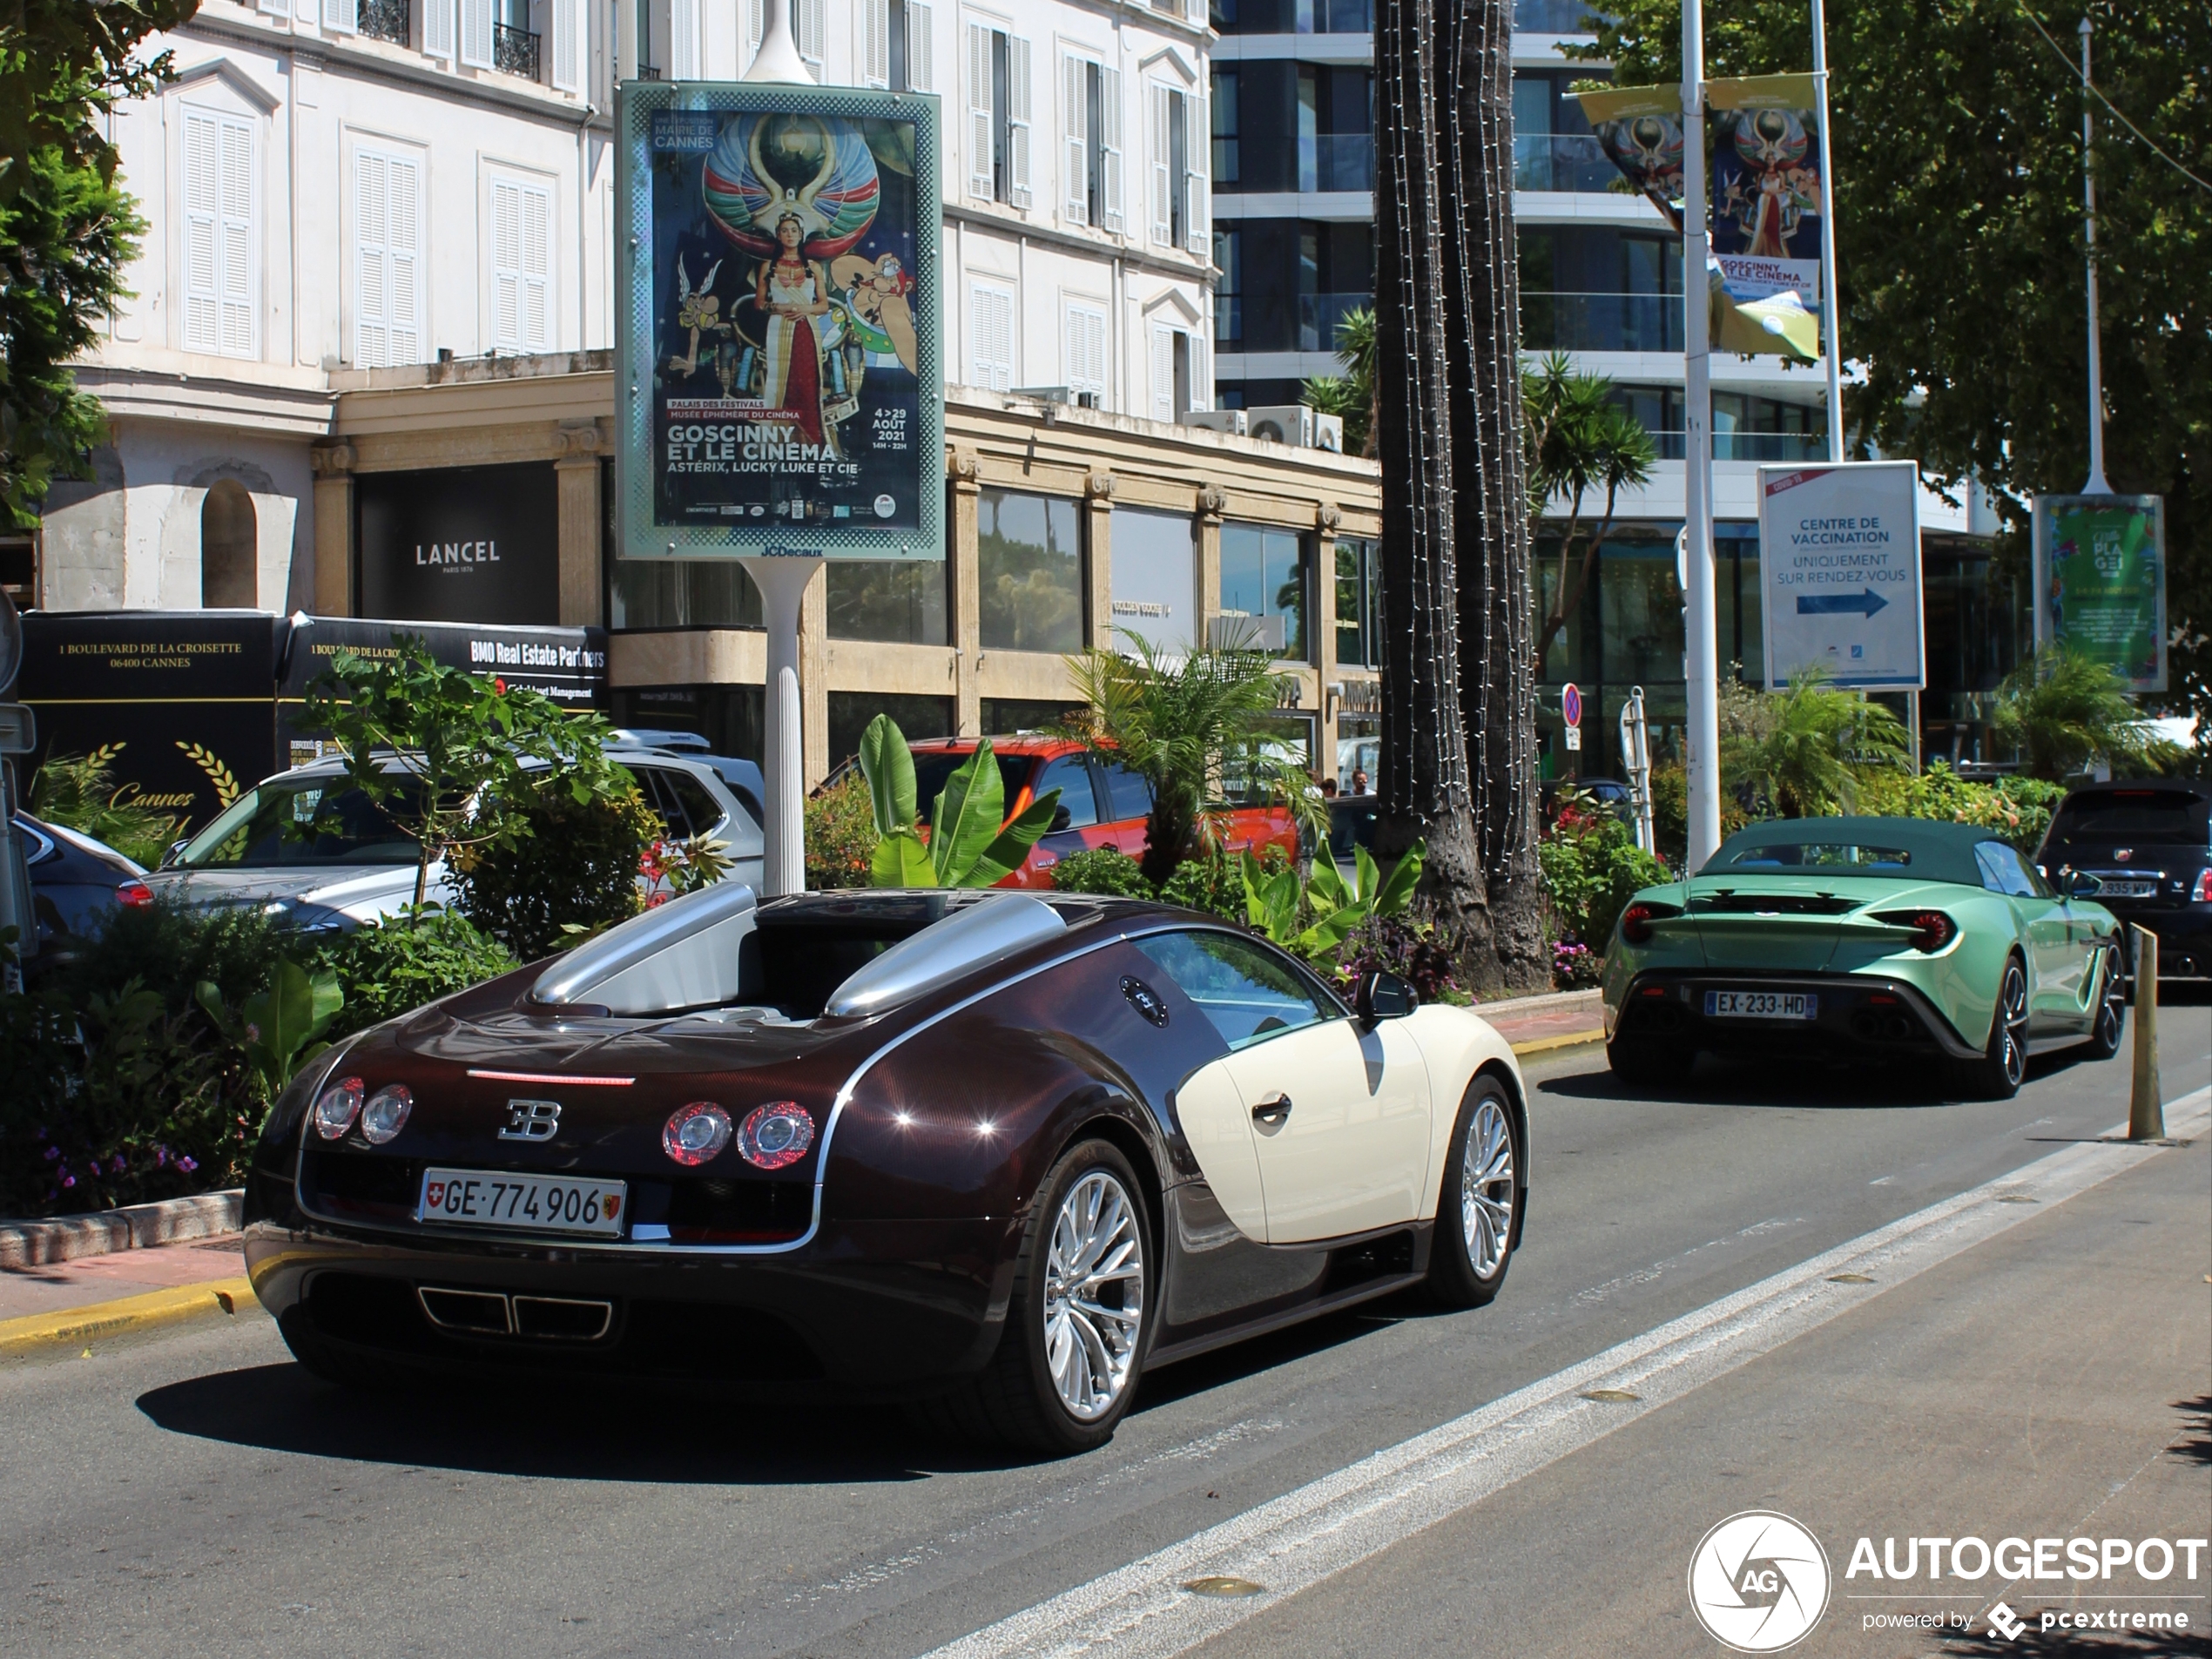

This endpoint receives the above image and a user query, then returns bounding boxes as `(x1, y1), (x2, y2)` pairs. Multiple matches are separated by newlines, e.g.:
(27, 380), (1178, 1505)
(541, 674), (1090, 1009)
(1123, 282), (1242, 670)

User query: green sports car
(1602, 817), (2129, 1099)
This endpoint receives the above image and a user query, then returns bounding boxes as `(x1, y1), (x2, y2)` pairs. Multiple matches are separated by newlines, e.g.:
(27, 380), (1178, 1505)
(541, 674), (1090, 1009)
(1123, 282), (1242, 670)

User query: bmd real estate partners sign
(1758, 461), (1925, 690)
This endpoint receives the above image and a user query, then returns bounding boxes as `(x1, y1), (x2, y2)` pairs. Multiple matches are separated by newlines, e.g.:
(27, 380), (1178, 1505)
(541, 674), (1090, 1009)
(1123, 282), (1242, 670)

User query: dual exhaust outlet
(416, 1286), (613, 1341)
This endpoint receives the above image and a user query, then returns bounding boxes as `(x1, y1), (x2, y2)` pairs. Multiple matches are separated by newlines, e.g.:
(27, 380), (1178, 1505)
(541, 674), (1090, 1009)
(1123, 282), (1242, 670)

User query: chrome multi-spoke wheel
(1996, 959), (2029, 1088)
(1460, 1098), (1516, 1278)
(1042, 1170), (1145, 1421)
(2092, 944), (2128, 1056)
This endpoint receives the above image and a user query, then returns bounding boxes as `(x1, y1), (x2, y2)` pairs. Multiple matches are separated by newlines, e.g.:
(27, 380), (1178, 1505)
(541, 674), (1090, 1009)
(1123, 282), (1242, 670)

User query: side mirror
(1049, 805), (1073, 833)
(1356, 969), (1416, 1025)
(162, 838), (190, 868)
(2062, 867), (2101, 900)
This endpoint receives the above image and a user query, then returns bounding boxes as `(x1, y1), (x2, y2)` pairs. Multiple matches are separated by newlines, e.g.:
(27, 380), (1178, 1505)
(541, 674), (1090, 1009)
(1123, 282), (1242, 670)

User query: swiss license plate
(1705, 989), (1818, 1021)
(2096, 879), (2156, 898)
(416, 1167), (628, 1237)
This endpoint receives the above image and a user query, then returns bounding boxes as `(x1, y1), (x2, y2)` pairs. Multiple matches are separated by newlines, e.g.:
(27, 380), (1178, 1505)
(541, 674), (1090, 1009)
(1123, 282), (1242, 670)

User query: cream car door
(1169, 1056), (1268, 1240)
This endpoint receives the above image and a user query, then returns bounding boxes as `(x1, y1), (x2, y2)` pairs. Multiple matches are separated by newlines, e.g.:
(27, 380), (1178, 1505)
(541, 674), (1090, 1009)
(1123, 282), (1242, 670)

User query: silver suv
(144, 748), (763, 933)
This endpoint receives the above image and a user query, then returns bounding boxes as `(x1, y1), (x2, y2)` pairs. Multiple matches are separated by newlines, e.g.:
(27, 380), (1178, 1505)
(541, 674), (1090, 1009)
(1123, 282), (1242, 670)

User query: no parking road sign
(1562, 683), (1583, 751)
(1758, 461), (1925, 691)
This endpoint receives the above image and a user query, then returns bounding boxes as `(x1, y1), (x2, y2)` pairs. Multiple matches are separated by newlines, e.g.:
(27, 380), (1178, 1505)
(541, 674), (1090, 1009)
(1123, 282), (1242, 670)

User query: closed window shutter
(491, 179), (522, 347)
(864, 0), (888, 86)
(672, 0), (701, 78)
(217, 117), (255, 358)
(747, 0), (765, 57)
(970, 285), (1012, 391)
(323, 0), (359, 33)
(354, 150), (389, 367)
(1099, 66), (1123, 232)
(1190, 332), (1209, 408)
(1184, 93), (1208, 253)
(182, 111), (219, 354)
(1066, 304), (1106, 402)
(906, 0), (934, 91)
(1006, 34), (1032, 209)
(460, 0), (493, 67)
(523, 184), (551, 348)
(1187, 0), (1206, 25)
(964, 24), (993, 201)
(386, 155), (421, 362)
(1149, 324), (1174, 422)
(799, 0), (824, 64)
(424, 0), (455, 58)
(1148, 83), (1172, 246)
(550, 0), (581, 90)
(258, 0), (288, 16)
(1061, 55), (1087, 226)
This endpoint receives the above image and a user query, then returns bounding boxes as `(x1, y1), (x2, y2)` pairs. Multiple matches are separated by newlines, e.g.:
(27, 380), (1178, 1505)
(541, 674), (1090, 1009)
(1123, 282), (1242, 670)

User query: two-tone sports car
(243, 886), (1528, 1452)
(1603, 817), (2128, 1099)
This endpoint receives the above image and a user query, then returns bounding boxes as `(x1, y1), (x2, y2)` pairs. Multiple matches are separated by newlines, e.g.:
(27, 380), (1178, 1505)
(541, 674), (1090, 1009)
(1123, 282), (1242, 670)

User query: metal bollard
(2128, 925), (2163, 1141)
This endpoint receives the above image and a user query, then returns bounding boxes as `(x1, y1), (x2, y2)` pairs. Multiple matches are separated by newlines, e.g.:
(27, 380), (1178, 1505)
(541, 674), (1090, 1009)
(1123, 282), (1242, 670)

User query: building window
(1064, 300), (1107, 406)
(978, 489), (1084, 653)
(968, 280), (1015, 390)
(871, 0), (934, 91)
(353, 145), (424, 368)
(488, 172), (553, 353)
(1211, 71), (1238, 184)
(180, 106), (259, 360)
(1109, 506), (1196, 652)
(1059, 54), (1123, 231)
(1219, 521), (1309, 662)
(1149, 321), (1199, 422)
(826, 559), (948, 644)
(1334, 535), (1380, 670)
(745, 0), (826, 69)
(1213, 227), (1241, 346)
(828, 692), (952, 770)
(982, 697), (1086, 736)
(966, 21), (1031, 207)
(1149, 82), (1206, 251)
(201, 481), (258, 607)
(609, 560), (765, 630)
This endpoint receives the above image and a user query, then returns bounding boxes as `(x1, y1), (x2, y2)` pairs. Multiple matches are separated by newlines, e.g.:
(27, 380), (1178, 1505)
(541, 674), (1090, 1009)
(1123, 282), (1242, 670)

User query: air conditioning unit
(1181, 408), (1249, 437)
(1312, 412), (1345, 453)
(1247, 404), (1316, 447)
(1208, 611), (1285, 651)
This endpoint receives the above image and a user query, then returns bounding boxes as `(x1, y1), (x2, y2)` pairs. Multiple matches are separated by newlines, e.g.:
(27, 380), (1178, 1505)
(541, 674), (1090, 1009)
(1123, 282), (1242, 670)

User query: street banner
(1757, 461), (1925, 690)
(2032, 494), (2167, 691)
(1706, 73), (1824, 321)
(616, 81), (942, 563)
(1574, 84), (1685, 232)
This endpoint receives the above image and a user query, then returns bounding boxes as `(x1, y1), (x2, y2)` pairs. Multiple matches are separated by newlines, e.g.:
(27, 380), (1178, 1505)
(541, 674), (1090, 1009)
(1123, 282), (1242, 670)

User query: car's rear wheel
(1608, 1035), (1696, 1089)
(1426, 1076), (1523, 1309)
(2085, 941), (2128, 1061)
(1958, 954), (2030, 1099)
(924, 1139), (1152, 1454)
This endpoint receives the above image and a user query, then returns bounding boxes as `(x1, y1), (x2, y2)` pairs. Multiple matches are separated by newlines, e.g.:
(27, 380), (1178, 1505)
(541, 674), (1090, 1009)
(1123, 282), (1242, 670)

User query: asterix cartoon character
(666, 253), (727, 378)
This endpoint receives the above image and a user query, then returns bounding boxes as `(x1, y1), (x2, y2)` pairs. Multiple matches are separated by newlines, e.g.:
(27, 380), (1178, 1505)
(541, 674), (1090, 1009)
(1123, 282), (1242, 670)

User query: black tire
(1608, 1036), (1696, 1089)
(925, 1139), (1154, 1455)
(1426, 1076), (1524, 1310)
(1957, 954), (2030, 1100)
(2084, 941), (2128, 1061)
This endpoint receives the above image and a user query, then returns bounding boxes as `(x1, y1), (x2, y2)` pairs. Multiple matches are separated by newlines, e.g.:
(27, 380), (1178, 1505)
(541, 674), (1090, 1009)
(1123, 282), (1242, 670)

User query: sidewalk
(1480, 988), (1605, 1055)
(0, 1236), (253, 1354)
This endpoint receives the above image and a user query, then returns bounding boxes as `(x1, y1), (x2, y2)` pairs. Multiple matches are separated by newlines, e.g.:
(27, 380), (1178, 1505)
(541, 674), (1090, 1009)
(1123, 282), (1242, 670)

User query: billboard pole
(1681, 0), (1722, 870)
(2077, 17), (2112, 496)
(1810, 0), (1844, 465)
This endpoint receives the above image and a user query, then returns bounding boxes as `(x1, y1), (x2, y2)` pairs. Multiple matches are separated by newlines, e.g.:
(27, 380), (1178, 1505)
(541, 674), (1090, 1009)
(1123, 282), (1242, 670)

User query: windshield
(174, 779), (421, 868)
(2048, 791), (2210, 844)
(1714, 840), (1915, 874)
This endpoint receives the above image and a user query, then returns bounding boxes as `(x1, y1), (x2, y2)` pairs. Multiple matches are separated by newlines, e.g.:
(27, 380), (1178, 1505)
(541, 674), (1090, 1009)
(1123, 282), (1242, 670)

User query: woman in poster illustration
(702, 112), (883, 455)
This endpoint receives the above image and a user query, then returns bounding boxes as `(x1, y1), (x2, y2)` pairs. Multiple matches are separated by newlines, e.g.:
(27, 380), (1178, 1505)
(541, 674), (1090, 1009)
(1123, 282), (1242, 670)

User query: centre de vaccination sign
(615, 79), (943, 563)
(1758, 461), (1925, 690)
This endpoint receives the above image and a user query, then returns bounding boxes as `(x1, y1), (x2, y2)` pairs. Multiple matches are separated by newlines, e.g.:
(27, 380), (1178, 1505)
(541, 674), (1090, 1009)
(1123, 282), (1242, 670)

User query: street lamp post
(2077, 16), (2112, 497)
(1680, 0), (1722, 870)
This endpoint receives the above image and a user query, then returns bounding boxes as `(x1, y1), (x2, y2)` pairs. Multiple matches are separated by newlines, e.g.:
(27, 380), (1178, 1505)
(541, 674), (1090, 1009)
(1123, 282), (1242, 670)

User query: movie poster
(622, 86), (941, 558)
(1575, 84), (1685, 233)
(1707, 73), (1824, 318)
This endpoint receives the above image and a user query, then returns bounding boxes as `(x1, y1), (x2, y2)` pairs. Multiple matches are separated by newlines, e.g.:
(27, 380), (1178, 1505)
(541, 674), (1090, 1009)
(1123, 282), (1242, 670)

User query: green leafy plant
(194, 958), (343, 1103)
(806, 769), (880, 889)
(28, 747), (170, 867)
(1064, 631), (1325, 887)
(1726, 672), (1911, 818)
(1856, 759), (2066, 853)
(1540, 804), (1670, 952)
(1299, 304), (1376, 457)
(448, 780), (663, 962)
(1157, 849), (1253, 921)
(857, 714), (1061, 887)
(1242, 842), (1425, 961)
(1048, 845), (1156, 899)
(1525, 354), (1659, 679)
(300, 637), (632, 912)
(642, 833), (732, 900)
(314, 909), (518, 1042)
(1991, 647), (2185, 781)
(1337, 915), (1468, 1005)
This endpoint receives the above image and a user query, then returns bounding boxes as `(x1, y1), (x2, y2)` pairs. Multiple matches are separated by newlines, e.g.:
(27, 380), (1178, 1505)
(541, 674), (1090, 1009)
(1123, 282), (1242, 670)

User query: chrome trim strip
(466, 1069), (636, 1086)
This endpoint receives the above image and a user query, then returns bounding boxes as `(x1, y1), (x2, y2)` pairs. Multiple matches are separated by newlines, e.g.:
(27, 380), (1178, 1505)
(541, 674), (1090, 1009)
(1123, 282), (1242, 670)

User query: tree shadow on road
(1534, 1060), (1971, 1111)
(137, 1362), (1028, 1484)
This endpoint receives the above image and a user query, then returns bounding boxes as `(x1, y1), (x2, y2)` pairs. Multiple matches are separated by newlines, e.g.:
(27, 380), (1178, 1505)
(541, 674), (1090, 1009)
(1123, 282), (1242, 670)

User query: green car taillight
(1872, 908), (1955, 952)
(1620, 900), (1682, 945)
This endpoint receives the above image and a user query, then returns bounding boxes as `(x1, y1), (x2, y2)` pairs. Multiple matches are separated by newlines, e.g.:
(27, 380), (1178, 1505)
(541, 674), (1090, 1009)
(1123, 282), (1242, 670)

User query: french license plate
(1705, 989), (1818, 1021)
(416, 1167), (628, 1237)
(2096, 879), (2155, 898)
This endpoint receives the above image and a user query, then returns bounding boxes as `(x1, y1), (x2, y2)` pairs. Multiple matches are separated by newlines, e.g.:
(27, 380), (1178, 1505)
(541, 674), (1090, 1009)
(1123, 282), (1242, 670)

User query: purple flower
(43, 1145), (59, 1161)
(154, 1147), (168, 1166)
(111, 1155), (127, 1174)
(178, 1157), (199, 1173)
(62, 1175), (75, 1189)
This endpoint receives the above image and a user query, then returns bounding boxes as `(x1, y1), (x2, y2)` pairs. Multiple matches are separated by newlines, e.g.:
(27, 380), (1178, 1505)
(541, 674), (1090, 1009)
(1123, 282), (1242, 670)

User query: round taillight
(115, 880), (154, 907)
(1903, 910), (1954, 952)
(738, 1102), (816, 1170)
(314, 1076), (365, 1139)
(663, 1102), (733, 1167)
(1620, 902), (1658, 946)
(360, 1084), (413, 1144)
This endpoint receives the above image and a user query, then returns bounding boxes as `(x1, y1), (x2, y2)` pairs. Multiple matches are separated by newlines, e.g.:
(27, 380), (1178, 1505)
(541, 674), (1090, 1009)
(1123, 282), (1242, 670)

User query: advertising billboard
(2032, 495), (2167, 692)
(1707, 73), (1824, 319)
(616, 81), (942, 563)
(1575, 84), (1685, 233)
(356, 462), (562, 624)
(1758, 461), (1925, 690)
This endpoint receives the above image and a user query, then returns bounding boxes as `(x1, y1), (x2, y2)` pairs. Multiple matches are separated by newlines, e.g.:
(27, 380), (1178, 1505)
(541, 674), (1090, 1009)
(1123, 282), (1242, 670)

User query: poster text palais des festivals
(649, 108), (923, 532)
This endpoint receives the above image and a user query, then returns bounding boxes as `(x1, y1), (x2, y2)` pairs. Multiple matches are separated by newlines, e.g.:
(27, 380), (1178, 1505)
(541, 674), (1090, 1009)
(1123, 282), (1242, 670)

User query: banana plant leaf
(966, 788), (1063, 888)
(929, 741), (1009, 886)
(860, 712), (919, 835)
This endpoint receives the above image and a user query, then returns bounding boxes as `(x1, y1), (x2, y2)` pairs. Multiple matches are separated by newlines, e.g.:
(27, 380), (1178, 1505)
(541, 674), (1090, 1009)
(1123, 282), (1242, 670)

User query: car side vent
(824, 893), (1067, 1017)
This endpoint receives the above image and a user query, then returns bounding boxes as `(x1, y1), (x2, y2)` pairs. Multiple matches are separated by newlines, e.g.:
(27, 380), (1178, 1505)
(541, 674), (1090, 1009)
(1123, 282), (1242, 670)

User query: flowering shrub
(641, 833), (733, 906)
(1539, 804), (1669, 958)
(1049, 846), (1157, 899)
(1855, 761), (2064, 853)
(1552, 939), (1603, 990)
(1336, 915), (1466, 1005)
(806, 771), (879, 889)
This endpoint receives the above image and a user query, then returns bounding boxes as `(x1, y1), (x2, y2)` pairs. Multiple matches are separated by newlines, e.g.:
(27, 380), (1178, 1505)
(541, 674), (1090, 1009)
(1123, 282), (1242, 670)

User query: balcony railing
(359, 0), (409, 45)
(1521, 291), (1683, 354)
(1291, 0), (1375, 30)
(1298, 291), (1370, 354)
(1296, 133), (1375, 193)
(1512, 133), (1620, 194)
(493, 20), (540, 78)
(1513, 0), (1602, 30)
(1624, 431), (1829, 462)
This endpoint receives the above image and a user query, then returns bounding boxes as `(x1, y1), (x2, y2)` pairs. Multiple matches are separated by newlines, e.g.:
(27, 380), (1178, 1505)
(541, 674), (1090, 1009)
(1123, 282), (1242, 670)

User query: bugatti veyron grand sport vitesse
(244, 886), (1529, 1452)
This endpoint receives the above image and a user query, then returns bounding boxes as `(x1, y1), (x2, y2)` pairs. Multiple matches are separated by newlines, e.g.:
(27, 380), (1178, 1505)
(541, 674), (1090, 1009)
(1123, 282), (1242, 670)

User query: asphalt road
(3, 996), (2207, 1659)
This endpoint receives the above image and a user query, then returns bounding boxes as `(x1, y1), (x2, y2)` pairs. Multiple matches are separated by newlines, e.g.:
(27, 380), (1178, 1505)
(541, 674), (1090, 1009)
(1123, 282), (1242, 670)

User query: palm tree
(1300, 306), (1378, 457)
(1992, 647), (2183, 780)
(1523, 353), (1658, 678)
(1730, 675), (1911, 818)
(1063, 631), (1325, 887)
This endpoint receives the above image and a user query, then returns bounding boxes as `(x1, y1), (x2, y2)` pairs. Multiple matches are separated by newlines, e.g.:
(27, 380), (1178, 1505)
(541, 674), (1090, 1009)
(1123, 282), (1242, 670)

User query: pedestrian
(1351, 768), (1370, 796)
(1321, 777), (1339, 799)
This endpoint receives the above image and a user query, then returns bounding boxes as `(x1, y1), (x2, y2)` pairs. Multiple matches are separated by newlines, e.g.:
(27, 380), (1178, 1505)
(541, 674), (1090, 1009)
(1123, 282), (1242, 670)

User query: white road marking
(920, 1089), (2209, 1659)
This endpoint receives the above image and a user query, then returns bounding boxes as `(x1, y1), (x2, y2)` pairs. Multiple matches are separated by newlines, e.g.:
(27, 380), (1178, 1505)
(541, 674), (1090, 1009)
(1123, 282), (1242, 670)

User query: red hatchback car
(901, 736), (1300, 888)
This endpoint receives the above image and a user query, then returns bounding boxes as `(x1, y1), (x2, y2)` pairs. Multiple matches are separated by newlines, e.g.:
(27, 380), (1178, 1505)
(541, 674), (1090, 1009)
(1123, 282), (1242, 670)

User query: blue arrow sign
(1796, 588), (1889, 617)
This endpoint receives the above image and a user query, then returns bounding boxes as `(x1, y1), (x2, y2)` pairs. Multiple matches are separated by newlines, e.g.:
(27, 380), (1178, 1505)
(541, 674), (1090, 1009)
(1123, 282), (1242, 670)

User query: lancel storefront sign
(356, 462), (560, 624)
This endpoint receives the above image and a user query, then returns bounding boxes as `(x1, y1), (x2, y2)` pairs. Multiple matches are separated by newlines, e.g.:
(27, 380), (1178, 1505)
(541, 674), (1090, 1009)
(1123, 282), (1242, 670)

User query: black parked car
(13, 811), (147, 968)
(2036, 779), (2212, 980)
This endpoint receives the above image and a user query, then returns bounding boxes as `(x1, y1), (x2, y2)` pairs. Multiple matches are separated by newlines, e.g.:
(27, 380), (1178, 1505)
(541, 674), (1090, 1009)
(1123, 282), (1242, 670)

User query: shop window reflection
(826, 559), (949, 644)
(1219, 522), (1309, 663)
(979, 489), (1085, 653)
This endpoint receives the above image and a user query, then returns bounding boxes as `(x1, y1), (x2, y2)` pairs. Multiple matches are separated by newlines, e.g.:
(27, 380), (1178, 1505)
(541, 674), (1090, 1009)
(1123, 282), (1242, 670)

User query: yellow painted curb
(1509, 1028), (1606, 1057)
(0, 1276), (256, 1355)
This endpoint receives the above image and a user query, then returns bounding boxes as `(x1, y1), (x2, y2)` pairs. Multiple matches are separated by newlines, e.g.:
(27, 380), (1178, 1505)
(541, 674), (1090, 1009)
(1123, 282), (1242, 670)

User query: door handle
(1251, 1094), (1292, 1126)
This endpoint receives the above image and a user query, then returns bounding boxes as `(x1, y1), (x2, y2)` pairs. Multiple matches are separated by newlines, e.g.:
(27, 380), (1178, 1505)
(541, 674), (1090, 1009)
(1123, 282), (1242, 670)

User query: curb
(1477, 988), (1604, 1017)
(0, 1190), (245, 1271)
(0, 1275), (256, 1357)
(1510, 1029), (1606, 1058)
